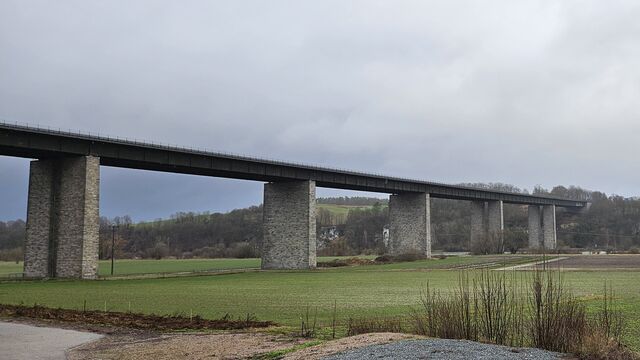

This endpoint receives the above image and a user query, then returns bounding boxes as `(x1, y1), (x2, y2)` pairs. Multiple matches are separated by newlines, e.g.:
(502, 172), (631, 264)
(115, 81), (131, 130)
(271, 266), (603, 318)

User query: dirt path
(69, 332), (304, 360)
(68, 331), (418, 359)
(498, 254), (640, 271)
(495, 257), (568, 271)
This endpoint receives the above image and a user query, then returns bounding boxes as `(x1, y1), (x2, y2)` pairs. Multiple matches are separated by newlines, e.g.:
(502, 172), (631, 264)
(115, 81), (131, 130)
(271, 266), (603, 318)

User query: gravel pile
(322, 338), (566, 360)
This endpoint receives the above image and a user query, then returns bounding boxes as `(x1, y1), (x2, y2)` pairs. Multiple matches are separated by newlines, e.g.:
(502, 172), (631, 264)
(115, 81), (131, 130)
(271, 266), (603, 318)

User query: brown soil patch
(530, 255), (640, 271)
(69, 332), (304, 360)
(68, 332), (419, 360)
(0, 304), (274, 331)
(317, 257), (377, 267)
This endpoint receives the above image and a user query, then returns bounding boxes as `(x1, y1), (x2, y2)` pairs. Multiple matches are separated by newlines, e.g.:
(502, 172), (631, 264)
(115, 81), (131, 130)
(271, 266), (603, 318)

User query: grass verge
(252, 340), (323, 360)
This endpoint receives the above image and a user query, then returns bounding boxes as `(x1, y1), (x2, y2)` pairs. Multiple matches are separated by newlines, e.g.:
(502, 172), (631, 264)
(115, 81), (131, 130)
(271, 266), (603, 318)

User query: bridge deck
(0, 123), (587, 208)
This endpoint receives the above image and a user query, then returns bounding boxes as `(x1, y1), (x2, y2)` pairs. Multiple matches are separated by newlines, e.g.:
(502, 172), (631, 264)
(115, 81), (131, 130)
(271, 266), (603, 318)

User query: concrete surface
(0, 321), (102, 360)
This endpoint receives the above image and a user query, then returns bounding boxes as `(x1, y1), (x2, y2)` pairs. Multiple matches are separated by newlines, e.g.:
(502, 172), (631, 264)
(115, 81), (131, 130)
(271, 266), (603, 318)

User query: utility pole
(111, 224), (118, 276)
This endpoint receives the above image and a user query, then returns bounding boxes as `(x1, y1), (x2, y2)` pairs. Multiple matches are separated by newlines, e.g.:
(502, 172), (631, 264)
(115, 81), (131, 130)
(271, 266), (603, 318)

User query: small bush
(145, 242), (170, 259)
(374, 253), (428, 263)
(317, 257), (376, 267)
(529, 271), (588, 353)
(394, 253), (429, 262)
(316, 260), (350, 268)
(192, 245), (226, 258)
(0, 247), (23, 263)
(228, 242), (259, 258)
(347, 316), (404, 336)
(374, 255), (394, 263)
(470, 232), (503, 255)
(578, 331), (638, 360)
(300, 306), (317, 338)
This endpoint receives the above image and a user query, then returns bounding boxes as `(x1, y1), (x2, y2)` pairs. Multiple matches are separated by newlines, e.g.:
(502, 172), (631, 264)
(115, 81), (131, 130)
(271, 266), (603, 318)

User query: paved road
(0, 321), (102, 360)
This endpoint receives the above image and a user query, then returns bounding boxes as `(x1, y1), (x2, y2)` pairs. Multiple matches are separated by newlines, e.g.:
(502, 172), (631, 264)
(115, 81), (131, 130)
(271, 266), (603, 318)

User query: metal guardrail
(0, 119), (589, 203)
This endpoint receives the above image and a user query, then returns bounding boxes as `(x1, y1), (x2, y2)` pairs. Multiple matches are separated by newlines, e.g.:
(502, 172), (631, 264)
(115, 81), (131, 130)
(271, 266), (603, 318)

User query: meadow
(316, 203), (383, 216)
(0, 256), (379, 277)
(0, 254), (528, 278)
(0, 255), (638, 350)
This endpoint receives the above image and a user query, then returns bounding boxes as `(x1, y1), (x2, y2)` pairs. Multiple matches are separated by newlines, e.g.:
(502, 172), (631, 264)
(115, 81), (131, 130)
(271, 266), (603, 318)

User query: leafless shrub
(0, 247), (23, 263)
(414, 272), (478, 340)
(475, 270), (524, 345)
(347, 316), (404, 336)
(410, 266), (636, 359)
(594, 283), (625, 341)
(300, 306), (317, 338)
(577, 331), (638, 360)
(529, 270), (587, 353)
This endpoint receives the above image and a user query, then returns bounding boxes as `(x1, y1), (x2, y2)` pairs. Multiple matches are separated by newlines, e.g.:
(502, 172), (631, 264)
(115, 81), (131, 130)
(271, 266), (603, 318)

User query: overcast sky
(1, 1), (640, 221)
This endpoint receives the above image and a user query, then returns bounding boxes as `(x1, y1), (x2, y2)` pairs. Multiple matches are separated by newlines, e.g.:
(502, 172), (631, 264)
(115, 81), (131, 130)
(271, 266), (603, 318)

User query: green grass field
(0, 256), (379, 277)
(316, 203), (383, 216)
(0, 255), (527, 278)
(1, 256), (638, 350)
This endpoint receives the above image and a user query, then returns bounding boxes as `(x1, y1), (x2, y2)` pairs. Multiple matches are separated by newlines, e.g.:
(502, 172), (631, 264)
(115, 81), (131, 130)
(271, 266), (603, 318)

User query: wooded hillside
(1, 184), (639, 261)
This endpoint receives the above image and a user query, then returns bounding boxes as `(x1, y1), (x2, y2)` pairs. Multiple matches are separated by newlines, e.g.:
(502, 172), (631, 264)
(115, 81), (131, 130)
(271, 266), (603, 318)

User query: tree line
(1, 186), (640, 261)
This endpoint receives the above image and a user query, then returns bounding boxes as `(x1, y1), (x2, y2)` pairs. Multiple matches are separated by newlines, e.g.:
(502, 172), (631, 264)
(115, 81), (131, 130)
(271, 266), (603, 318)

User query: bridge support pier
(470, 200), (504, 253)
(24, 156), (100, 279)
(261, 180), (316, 269)
(470, 201), (486, 250)
(528, 206), (542, 249)
(388, 193), (431, 258)
(487, 200), (504, 248)
(528, 205), (557, 250)
(542, 205), (557, 250)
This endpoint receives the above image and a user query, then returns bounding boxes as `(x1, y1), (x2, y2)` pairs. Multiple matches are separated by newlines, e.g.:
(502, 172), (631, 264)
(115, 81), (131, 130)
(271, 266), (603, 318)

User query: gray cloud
(2, 0), (640, 220)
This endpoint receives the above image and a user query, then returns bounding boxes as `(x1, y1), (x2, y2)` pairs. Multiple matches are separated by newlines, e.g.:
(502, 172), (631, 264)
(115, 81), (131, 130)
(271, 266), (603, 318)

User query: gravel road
(322, 338), (566, 360)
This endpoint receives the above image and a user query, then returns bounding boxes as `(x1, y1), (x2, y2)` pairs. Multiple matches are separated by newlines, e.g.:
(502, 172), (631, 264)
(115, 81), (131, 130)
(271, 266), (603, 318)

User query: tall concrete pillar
(470, 201), (486, 249)
(487, 200), (504, 251)
(24, 156), (100, 279)
(24, 160), (55, 278)
(528, 205), (542, 249)
(261, 180), (316, 269)
(542, 205), (557, 250)
(388, 193), (431, 258)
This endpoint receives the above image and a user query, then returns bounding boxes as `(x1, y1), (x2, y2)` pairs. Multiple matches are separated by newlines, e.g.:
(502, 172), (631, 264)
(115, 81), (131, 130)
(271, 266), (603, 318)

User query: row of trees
(0, 219), (25, 261)
(1, 187), (640, 261)
(97, 207), (262, 260)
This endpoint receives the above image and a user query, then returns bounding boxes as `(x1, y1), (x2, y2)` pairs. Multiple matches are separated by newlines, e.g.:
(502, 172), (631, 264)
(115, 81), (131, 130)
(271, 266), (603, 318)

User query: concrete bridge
(0, 122), (588, 278)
